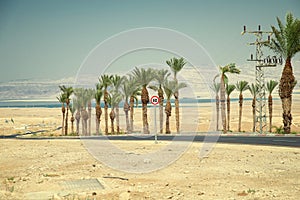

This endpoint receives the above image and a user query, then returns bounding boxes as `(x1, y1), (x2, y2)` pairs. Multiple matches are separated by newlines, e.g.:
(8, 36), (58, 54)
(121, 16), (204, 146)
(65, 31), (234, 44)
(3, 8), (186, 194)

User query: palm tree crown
(166, 57), (186, 80)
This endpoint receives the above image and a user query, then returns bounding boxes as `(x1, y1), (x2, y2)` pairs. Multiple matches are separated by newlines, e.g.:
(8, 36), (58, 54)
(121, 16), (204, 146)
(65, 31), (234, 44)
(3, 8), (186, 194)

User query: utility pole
(242, 25), (282, 134)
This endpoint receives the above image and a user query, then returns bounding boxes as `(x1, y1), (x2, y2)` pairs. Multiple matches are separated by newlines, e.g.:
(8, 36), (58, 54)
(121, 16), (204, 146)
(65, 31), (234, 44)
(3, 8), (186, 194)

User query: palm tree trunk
(238, 94), (243, 132)
(226, 96), (230, 131)
(95, 104), (101, 135)
(174, 92), (180, 133)
(71, 115), (74, 134)
(141, 87), (150, 134)
(165, 100), (171, 134)
(116, 106), (120, 133)
(158, 88), (164, 134)
(65, 102), (69, 136)
(88, 101), (92, 136)
(104, 103), (108, 135)
(81, 108), (85, 135)
(268, 95), (273, 133)
(75, 111), (80, 135)
(124, 102), (130, 134)
(61, 105), (65, 135)
(82, 110), (88, 136)
(279, 58), (295, 134)
(216, 95), (220, 131)
(130, 96), (134, 132)
(252, 98), (256, 132)
(220, 77), (227, 133)
(142, 103), (149, 134)
(110, 109), (115, 134)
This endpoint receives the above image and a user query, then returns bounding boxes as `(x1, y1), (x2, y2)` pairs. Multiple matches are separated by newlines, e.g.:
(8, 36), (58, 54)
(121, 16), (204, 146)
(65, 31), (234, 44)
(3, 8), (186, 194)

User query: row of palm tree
(57, 57), (187, 135)
(213, 74), (279, 133)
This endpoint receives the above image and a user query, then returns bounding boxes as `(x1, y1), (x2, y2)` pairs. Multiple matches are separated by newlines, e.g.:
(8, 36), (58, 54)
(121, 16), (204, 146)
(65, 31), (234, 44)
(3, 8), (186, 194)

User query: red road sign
(150, 95), (160, 105)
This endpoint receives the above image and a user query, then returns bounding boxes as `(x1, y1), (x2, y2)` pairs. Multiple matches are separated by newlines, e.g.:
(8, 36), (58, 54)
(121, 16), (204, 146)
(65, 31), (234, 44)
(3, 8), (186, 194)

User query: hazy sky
(0, 0), (299, 82)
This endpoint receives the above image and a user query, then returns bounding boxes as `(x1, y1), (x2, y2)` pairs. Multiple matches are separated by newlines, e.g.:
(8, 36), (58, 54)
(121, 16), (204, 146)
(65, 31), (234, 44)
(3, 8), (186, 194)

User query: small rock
(281, 161), (285, 164)
(245, 170), (250, 173)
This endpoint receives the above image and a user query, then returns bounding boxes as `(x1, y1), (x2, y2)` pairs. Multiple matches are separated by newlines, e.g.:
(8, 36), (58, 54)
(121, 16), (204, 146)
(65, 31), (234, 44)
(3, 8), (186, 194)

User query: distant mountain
(0, 77), (75, 101)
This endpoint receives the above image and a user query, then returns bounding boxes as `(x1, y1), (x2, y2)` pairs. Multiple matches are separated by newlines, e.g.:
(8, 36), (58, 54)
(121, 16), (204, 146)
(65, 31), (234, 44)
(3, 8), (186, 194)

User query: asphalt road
(2, 134), (299, 147)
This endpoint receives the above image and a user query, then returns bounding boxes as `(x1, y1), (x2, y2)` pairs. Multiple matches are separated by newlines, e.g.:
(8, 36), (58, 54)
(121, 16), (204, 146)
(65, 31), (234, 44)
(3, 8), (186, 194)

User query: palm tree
(248, 83), (259, 132)
(163, 80), (187, 134)
(99, 74), (113, 135)
(266, 80), (279, 132)
(149, 69), (171, 133)
(69, 104), (76, 134)
(266, 12), (300, 133)
(131, 67), (155, 134)
(108, 92), (122, 134)
(236, 81), (249, 132)
(166, 57), (186, 133)
(225, 84), (236, 131)
(57, 93), (66, 135)
(217, 63), (240, 133)
(59, 85), (73, 135)
(94, 88), (103, 135)
(211, 82), (220, 131)
(111, 75), (124, 133)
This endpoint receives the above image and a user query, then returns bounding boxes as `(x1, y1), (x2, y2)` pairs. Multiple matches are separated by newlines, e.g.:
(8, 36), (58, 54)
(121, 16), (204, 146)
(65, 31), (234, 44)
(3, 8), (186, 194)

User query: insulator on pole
(244, 25), (246, 32)
(258, 25), (261, 31)
(251, 54), (253, 60)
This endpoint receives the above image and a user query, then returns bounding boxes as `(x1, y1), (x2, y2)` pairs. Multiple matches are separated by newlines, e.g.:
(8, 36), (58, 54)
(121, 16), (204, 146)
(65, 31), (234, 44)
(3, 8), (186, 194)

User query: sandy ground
(0, 139), (299, 200)
(0, 99), (299, 199)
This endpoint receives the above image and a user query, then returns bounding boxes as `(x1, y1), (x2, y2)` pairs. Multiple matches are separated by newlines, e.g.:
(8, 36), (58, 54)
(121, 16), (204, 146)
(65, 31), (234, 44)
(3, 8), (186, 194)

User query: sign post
(150, 96), (160, 144)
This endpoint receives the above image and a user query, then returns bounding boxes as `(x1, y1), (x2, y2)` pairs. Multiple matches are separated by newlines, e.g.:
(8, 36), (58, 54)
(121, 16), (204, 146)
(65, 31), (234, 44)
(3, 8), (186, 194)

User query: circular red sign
(150, 95), (160, 105)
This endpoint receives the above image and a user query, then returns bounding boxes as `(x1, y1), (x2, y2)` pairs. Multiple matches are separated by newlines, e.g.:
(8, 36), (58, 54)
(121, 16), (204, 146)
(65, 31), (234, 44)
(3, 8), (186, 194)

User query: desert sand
(0, 140), (299, 200)
(0, 99), (299, 199)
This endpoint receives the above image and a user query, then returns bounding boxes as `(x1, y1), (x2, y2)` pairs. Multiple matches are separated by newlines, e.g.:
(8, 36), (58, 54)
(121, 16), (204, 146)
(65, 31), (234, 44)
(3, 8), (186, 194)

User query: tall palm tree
(149, 69), (171, 133)
(57, 93), (66, 135)
(236, 81), (249, 132)
(108, 92), (122, 134)
(111, 75), (124, 133)
(163, 80), (187, 134)
(248, 83), (259, 132)
(131, 67), (155, 134)
(225, 84), (236, 131)
(99, 74), (113, 135)
(95, 88), (103, 135)
(166, 57), (186, 133)
(266, 12), (300, 133)
(217, 63), (240, 133)
(59, 85), (73, 135)
(211, 82), (220, 131)
(266, 80), (279, 132)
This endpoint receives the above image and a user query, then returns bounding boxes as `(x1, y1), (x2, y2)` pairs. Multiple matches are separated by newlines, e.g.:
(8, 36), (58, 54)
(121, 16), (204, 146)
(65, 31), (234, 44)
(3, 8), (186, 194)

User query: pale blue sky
(0, 0), (299, 82)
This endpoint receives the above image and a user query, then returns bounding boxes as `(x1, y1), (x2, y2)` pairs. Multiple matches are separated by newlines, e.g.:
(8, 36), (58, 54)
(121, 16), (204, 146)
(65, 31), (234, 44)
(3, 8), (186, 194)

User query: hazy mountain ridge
(0, 63), (299, 101)
(0, 77), (75, 100)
